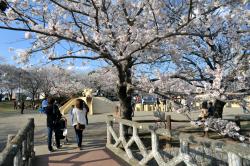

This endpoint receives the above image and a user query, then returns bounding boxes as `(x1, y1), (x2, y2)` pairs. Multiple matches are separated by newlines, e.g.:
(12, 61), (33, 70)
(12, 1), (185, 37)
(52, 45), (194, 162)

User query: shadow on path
(34, 119), (129, 166)
(34, 148), (123, 166)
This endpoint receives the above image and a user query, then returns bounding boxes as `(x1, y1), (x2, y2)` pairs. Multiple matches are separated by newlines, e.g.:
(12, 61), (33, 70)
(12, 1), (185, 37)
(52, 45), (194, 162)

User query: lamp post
(18, 72), (21, 101)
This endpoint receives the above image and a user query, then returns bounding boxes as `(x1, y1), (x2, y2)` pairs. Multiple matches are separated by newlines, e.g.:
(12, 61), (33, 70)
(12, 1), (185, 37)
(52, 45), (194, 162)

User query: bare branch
(49, 55), (103, 61)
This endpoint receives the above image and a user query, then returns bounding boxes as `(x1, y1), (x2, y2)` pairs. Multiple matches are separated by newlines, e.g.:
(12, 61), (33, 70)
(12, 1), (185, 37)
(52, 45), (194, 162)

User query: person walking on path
(197, 101), (208, 121)
(39, 94), (48, 114)
(69, 105), (75, 125)
(20, 100), (25, 114)
(167, 100), (173, 112)
(72, 99), (87, 150)
(17, 101), (21, 109)
(155, 98), (161, 111)
(131, 100), (136, 117)
(241, 99), (249, 114)
(208, 102), (215, 117)
(83, 100), (89, 125)
(13, 99), (17, 110)
(162, 98), (167, 112)
(45, 97), (62, 152)
(141, 97), (144, 111)
(41, 94), (48, 113)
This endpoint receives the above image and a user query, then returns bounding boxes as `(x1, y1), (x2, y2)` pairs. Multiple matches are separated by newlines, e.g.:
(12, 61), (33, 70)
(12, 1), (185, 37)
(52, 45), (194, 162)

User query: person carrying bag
(45, 97), (62, 152)
(72, 99), (87, 150)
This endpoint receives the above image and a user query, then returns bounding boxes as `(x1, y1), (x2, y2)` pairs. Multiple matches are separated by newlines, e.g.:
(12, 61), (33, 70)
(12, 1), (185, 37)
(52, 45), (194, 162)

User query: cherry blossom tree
(0, 0), (247, 119)
(36, 67), (55, 96)
(86, 67), (118, 96)
(138, 1), (249, 117)
(0, 64), (86, 104)
(132, 1), (250, 142)
(21, 68), (43, 107)
(35, 66), (86, 97)
(0, 64), (20, 100)
(50, 67), (85, 97)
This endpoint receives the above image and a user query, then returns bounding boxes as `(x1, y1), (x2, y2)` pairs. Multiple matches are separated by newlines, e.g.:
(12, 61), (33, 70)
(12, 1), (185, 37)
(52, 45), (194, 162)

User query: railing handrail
(106, 115), (173, 165)
(107, 115), (250, 166)
(0, 118), (35, 166)
(136, 117), (250, 123)
(107, 115), (172, 137)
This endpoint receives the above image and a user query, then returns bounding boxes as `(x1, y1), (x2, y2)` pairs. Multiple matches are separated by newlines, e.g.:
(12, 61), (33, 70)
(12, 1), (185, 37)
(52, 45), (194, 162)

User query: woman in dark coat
(20, 101), (25, 114)
(45, 97), (62, 152)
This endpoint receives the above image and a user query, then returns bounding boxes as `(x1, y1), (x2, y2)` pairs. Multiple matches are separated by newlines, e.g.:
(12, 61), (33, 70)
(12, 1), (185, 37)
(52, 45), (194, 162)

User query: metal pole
(18, 72), (21, 101)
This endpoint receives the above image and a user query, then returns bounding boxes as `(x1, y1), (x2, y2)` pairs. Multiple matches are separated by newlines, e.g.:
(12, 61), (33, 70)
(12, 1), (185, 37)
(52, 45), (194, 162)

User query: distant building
(0, 93), (9, 101)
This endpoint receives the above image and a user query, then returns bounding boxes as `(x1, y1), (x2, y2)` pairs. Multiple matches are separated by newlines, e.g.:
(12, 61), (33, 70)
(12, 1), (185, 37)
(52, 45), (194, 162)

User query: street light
(18, 72), (21, 101)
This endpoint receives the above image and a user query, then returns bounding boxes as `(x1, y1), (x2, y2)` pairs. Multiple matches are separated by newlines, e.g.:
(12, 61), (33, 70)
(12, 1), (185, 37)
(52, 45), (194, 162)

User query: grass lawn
(0, 101), (40, 117)
(0, 101), (14, 112)
(0, 101), (18, 117)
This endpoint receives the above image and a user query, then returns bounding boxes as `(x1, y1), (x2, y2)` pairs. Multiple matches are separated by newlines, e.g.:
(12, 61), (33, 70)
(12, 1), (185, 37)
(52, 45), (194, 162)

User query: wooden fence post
(235, 116), (241, 128)
(107, 120), (113, 145)
(180, 140), (189, 154)
(180, 138), (196, 165)
(166, 115), (171, 130)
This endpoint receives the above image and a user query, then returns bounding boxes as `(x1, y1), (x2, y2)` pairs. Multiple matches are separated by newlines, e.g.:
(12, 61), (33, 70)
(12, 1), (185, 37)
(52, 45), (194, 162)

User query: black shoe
(56, 145), (62, 149)
(48, 148), (54, 152)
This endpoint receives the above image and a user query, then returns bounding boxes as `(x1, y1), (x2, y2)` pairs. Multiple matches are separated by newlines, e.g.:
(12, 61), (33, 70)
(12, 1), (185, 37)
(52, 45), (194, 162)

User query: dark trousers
(74, 126), (83, 147)
(47, 127), (60, 150)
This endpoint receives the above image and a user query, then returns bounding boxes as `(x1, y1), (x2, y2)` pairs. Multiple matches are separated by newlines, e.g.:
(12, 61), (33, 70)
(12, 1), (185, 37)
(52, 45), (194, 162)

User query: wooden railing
(106, 115), (250, 166)
(136, 115), (250, 134)
(106, 115), (188, 165)
(106, 116), (174, 165)
(0, 118), (35, 166)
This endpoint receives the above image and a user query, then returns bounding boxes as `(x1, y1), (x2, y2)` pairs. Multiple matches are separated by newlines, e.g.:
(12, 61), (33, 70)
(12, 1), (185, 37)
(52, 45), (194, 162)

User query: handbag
(76, 123), (85, 130)
(74, 109), (85, 130)
(63, 129), (68, 136)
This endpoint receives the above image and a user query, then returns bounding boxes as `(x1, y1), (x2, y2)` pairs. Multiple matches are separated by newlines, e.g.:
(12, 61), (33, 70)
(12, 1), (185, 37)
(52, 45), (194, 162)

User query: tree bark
(214, 99), (226, 118)
(117, 83), (133, 120)
(116, 62), (133, 120)
(31, 93), (35, 110)
(6, 89), (13, 100)
(9, 89), (13, 100)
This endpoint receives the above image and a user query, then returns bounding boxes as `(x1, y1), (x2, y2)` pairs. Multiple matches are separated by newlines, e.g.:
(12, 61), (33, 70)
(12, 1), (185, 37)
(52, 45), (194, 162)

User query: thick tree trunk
(7, 89), (13, 100)
(214, 99), (226, 118)
(117, 84), (133, 120)
(10, 89), (12, 100)
(116, 61), (133, 120)
(31, 93), (35, 110)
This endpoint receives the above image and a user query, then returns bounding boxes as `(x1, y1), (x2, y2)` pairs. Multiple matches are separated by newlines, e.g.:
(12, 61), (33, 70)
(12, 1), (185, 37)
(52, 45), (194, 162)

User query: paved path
(33, 120), (125, 166)
(34, 147), (122, 166)
(0, 110), (127, 165)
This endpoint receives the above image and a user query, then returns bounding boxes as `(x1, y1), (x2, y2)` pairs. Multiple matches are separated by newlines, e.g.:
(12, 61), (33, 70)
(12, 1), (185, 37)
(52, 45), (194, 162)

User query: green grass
(0, 101), (14, 112)
(0, 100), (42, 111)
(0, 101), (39, 117)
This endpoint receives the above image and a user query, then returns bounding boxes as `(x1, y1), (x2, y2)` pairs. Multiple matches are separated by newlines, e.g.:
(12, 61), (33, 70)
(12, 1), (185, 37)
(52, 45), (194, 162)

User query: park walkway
(33, 122), (126, 166)
(0, 111), (128, 166)
(32, 114), (128, 166)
